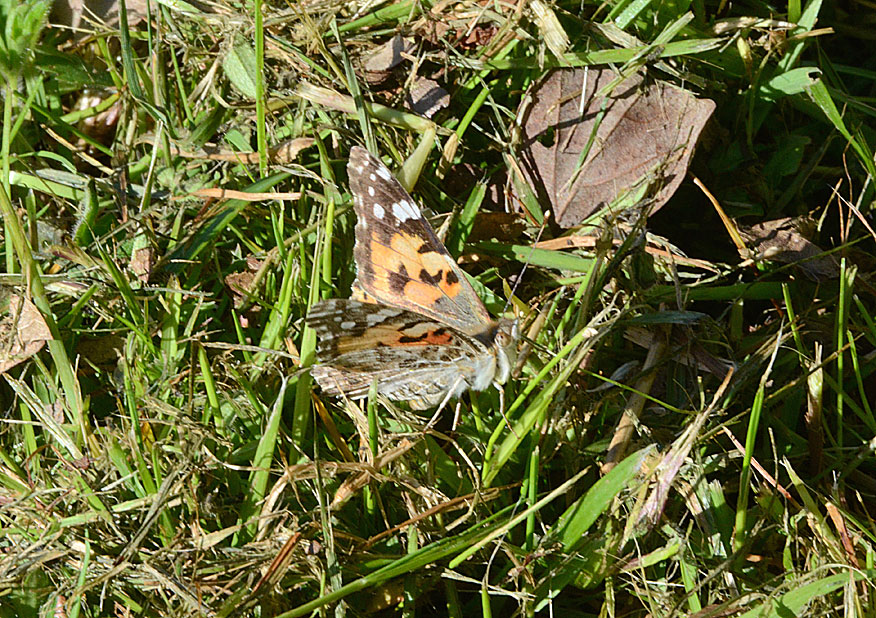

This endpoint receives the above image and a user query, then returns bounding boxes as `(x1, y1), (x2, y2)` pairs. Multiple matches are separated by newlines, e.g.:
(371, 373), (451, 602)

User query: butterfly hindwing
(307, 299), (491, 409)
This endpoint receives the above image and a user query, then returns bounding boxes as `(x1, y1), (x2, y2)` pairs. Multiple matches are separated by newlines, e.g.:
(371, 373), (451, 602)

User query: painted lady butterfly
(307, 147), (518, 410)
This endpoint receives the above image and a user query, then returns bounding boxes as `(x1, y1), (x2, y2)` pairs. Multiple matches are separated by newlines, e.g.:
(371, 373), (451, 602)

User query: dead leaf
(534, 235), (720, 272)
(458, 23), (499, 49)
(225, 256), (263, 308)
(363, 35), (415, 84)
(530, 0), (569, 60)
(468, 212), (526, 242)
(518, 68), (715, 227)
(737, 216), (840, 281)
(130, 245), (154, 283)
(0, 295), (52, 375)
(152, 136), (314, 165)
(405, 78), (449, 118)
(51, 0), (149, 36)
(268, 138), (316, 164)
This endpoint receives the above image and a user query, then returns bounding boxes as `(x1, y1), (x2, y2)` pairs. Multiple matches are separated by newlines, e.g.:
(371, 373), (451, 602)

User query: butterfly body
(307, 147), (517, 409)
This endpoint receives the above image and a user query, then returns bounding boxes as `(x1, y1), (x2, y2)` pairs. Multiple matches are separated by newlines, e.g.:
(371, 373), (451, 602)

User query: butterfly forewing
(347, 146), (494, 334)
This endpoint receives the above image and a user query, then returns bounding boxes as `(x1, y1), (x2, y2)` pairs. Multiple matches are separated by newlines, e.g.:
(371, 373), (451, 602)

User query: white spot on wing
(392, 199), (419, 221)
(373, 203), (385, 219)
(368, 186), (375, 196)
(365, 308), (404, 326)
(370, 173), (377, 182)
(340, 321), (357, 330)
(376, 165), (392, 181)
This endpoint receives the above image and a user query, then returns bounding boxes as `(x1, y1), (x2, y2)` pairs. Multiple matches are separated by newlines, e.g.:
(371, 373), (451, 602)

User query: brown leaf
(225, 256), (263, 308)
(129, 245), (154, 283)
(518, 68), (715, 228)
(459, 23), (499, 49)
(468, 212), (526, 242)
(0, 295), (52, 375)
(362, 35), (415, 84)
(405, 78), (449, 118)
(51, 0), (149, 36)
(161, 137), (314, 164)
(737, 216), (840, 281)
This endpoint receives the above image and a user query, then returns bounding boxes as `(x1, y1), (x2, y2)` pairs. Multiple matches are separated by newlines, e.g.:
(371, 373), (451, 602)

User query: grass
(1, 0), (875, 616)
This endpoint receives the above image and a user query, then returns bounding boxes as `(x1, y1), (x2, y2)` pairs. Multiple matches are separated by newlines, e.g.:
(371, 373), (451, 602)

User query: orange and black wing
(347, 146), (494, 334)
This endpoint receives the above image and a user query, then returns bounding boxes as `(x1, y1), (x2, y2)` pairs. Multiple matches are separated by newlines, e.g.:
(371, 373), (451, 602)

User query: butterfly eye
(494, 320), (519, 348)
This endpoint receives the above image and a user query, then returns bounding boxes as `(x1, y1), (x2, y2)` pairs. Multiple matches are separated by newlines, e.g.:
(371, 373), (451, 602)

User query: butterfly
(307, 146), (518, 410)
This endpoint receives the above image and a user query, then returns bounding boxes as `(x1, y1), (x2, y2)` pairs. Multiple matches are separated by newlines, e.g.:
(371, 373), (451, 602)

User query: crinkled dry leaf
(166, 137), (314, 164)
(51, 0), (148, 36)
(363, 35), (414, 72)
(530, 0), (570, 61)
(468, 212), (526, 242)
(518, 68), (715, 228)
(363, 35), (414, 84)
(737, 216), (840, 281)
(405, 78), (449, 118)
(0, 295), (52, 375)
(130, 246), (154, 283)
(225, 255), (264, 308)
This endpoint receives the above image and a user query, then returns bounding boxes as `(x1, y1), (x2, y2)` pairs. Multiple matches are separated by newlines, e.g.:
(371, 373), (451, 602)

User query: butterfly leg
(495, 382), (519, 439)
(450, 400), (463, 432)
(424, 375), (466, 432)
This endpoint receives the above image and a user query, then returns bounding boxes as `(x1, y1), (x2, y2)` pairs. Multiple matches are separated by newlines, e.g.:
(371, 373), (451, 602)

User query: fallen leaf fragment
(225, 256), (263, 308)
(156, 137), (315, 164)
(363, 35), (415, 83)
(737, 216), (839, 281)
(51, 0), (149, 36)
(130, 245), (154, 283)
(0, 295), (53, 375)
(405, 78), (449, 118)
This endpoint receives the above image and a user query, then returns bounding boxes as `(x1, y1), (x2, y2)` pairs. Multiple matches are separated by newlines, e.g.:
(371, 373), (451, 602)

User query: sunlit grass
(0, 0), (874, 616)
